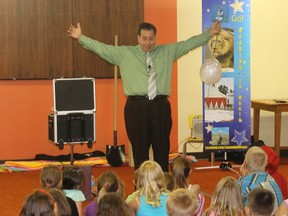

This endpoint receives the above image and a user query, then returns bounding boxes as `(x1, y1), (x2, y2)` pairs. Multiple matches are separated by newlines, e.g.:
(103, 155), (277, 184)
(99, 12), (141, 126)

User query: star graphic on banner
(230, 0), (244, 14)
(231, 130), (249, 146)
(205, 124), (213, 133)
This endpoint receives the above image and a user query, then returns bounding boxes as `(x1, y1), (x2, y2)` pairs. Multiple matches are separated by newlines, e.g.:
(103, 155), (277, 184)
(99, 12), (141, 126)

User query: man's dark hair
(138, 23), (157, 36)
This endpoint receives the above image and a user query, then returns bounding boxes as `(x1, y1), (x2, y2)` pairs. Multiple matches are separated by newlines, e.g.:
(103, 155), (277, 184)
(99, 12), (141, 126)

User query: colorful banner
(202, 0), (251, 152)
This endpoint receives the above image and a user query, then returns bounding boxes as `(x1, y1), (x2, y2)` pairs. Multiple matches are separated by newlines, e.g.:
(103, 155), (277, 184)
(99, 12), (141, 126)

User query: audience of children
(62, 166), (86, 216)
(166, 188), (198, 216)
(204, 176), (245, 216)
(245, 187), (275, 216)
(238, 146), (283, 210)
(128, 160), (169, 216)
(40, 164), (79, 216)
(170, 155), (205, 216)
(19, 149), (288, 216)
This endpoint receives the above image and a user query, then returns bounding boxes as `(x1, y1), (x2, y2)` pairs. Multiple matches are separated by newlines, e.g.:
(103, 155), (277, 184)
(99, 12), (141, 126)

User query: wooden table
(251, 99), (288, 156)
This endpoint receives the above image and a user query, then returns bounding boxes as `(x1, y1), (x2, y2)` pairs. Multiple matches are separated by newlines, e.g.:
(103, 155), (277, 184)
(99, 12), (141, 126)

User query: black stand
(219, 152), (232, 170)
(70, 143), (75, 165)
(195, 151), (240, 175)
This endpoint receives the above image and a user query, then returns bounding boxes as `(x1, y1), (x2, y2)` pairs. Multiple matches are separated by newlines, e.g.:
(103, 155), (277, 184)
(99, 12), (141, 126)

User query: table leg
(253, 108), (260, 141)
(274, 112), (281, 156)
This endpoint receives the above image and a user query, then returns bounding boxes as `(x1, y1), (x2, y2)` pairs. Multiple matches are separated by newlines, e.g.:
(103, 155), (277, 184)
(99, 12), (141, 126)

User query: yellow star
(230, 0), (244, 14)
(205, 124), (213, 133)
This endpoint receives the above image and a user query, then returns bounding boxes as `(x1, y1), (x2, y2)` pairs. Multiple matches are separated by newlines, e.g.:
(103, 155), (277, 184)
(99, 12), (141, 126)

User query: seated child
(170, 155), (204, 216)
(204, 176), (245, 216)
(166, 188), (197, 216)
(128, 160), (170, 216)
(245, 187), (275, 216)
(85, 171), (122, 216)
(62, 166), (86, 216)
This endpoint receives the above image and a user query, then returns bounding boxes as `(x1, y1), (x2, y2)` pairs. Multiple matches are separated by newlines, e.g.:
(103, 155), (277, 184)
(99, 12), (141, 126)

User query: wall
(177, 0), (288, 152)
(2, 0), (286, 160)
(0, 0), (177, 160)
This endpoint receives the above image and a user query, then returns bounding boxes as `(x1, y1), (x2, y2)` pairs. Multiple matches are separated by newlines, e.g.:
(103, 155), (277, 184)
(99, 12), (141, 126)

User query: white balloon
(200, 58), (222, 84)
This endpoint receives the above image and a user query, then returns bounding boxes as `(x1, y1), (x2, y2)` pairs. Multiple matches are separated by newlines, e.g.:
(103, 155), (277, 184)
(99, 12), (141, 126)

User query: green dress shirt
(78, 31), (211, 96)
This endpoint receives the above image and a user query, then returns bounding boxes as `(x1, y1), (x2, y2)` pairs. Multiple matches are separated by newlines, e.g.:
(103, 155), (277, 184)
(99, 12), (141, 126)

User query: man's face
(138, 29), (156, 52)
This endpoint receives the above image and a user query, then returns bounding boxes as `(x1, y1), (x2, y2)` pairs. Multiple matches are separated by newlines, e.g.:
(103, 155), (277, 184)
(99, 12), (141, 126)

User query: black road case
(48, 78), (96, 149)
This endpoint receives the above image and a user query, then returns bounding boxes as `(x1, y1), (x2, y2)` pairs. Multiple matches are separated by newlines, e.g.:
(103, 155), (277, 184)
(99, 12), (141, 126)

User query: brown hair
(49, 188), (71, 216)
(246, 187), (275, 216)
(97, 192), (130, 216)
(20, 189), (55, 216)
(62, 166), (84, 190)
(170, 156), (191, 189)
(40, 165), (62, 189)
(164, 172), (175, 191)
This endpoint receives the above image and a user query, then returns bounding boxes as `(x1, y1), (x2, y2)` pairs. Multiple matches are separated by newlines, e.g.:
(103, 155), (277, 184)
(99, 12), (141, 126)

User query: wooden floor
(1, 157), (287, 216)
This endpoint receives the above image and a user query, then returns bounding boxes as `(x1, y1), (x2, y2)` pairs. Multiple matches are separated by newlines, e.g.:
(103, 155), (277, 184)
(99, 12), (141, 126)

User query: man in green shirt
(68, 21), (221, 171)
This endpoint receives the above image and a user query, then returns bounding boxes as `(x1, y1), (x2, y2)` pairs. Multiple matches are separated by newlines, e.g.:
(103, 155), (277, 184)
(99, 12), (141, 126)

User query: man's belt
(128, 95), (168, 100)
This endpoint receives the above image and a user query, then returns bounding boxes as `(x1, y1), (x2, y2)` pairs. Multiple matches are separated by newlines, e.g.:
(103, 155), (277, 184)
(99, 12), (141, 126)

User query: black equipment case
(48, 78), (96, 149)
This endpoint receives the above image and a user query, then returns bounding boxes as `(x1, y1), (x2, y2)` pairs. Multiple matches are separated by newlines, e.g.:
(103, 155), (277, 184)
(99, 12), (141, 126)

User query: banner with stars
(202, 0), (250, 152)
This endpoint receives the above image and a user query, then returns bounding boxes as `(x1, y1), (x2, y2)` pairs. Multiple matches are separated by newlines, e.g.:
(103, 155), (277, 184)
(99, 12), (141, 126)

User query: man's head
(245, 187), (275, 216)
(137, 23), (157, 52)
(241, 146), (267, 175)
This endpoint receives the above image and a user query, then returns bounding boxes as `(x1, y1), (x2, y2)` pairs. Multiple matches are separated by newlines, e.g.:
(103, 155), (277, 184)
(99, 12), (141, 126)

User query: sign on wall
(202, 0), (251, 152)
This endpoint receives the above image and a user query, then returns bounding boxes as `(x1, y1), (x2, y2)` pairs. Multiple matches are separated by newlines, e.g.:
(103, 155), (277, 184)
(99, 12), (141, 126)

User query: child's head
(137, 160), (166, 207)
(166, 188), (197, 216)
(96, 171), (121, 202)
(96, 171), (119, 193)
(164, 172), (175, 191)
(205, 176), (245, 216)
(243, 146), (267, 174)
(97, 192), (130, 216)
(40, 165), (62, 189)
(170, 156), (191, 189)
(48, 188), (71, 216)
(62, 166), (84, 190)
(245, 187), (275, 216)
(20, 189), (56, 216)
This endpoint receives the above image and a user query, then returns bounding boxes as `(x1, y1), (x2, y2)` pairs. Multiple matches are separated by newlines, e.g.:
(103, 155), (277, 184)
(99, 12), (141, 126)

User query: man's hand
(210, 20), (221, 36)
(68, 22), (82, 40)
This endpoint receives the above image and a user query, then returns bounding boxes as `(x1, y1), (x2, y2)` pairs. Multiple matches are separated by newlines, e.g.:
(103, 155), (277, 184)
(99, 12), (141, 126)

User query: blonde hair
(166, 188), (197, 216)
(205, 177), (245, 216)
(136, 160), (167, 207)
(245, 146), (267, 172)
